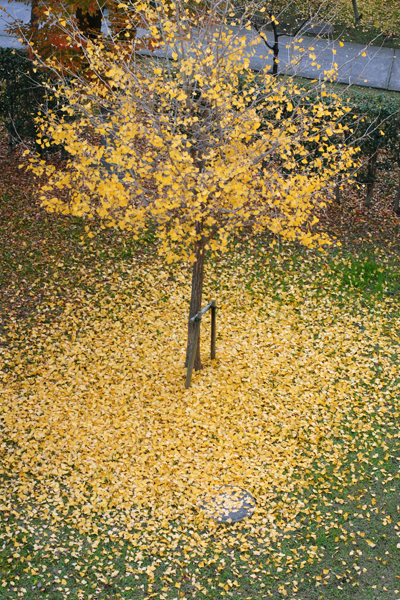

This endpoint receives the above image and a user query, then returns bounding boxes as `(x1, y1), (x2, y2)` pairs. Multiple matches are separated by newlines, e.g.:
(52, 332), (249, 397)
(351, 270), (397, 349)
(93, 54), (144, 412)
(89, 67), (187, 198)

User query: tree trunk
(7, 131), (13, 155)
(76, 7), (102, 40)
(252, 14), (279, 76)
(185, 224), (206, 371)
(60, 146), (71, 161)
(271, 19), (279, 76)
(364, 180), (376, 207)
(351, 0), (362, 24)
(30, 0), (39, 31)
(394, 176), (400, 215)
(364, 152), (378, 207)
(6, 76), (14, 154)
(334, 184), (341, 204)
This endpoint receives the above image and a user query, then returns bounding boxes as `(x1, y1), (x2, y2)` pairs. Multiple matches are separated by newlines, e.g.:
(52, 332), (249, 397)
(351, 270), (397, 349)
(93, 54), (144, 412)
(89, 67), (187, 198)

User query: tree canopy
(26, 0), (358, 368)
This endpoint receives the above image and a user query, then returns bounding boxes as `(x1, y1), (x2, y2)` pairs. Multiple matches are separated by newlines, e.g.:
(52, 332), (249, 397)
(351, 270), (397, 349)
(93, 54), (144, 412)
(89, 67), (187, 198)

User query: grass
(290, 76), (400, 101)
(3, 462), (400, 600)
(300, 20), (400, 50)
(267, 4), (400, 49)
(2, 446), (400, 599)
(331, 23), (400, 49)
(1, 141), (400, 600)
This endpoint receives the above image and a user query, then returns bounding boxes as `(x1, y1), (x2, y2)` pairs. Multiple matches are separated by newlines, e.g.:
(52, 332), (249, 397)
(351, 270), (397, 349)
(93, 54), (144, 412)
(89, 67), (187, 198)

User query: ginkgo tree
(27, 0), (358, 371)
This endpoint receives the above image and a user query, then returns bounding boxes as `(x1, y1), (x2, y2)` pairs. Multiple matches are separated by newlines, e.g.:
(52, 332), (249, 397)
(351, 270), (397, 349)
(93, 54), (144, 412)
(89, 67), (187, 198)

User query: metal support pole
(185, 317), (201, 389)
(211, 300), (216, 360)
(351, 0), (362, 24)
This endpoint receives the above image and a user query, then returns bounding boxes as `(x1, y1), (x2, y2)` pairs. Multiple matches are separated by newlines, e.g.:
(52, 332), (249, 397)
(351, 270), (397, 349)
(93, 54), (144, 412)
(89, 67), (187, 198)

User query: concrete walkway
(0, 0), (29, 48)
(1, 0), (399, 92)
(245, 29), (399, 92)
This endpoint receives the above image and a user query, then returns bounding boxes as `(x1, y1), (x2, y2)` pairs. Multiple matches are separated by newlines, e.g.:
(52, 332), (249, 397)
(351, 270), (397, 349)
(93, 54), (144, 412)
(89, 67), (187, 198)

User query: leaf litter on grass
(1, 126), (400, 598)
(1, 243), (400, 599)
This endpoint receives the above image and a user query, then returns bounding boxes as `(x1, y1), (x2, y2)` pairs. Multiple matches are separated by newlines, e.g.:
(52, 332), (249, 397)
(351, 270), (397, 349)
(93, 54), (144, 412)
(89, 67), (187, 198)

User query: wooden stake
(211, 300), (216, 360)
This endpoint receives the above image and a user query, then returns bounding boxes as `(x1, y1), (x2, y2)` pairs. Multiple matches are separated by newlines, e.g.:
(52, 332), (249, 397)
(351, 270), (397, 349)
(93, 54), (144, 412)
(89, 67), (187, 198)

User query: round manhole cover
(198, 485), (256, 523)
